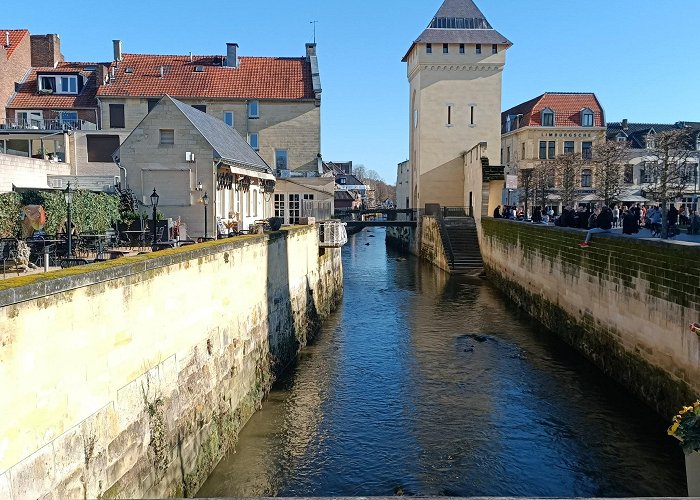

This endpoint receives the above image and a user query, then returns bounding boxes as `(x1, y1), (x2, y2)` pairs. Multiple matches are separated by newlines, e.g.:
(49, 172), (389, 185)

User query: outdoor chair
(0, 238), (21, 278)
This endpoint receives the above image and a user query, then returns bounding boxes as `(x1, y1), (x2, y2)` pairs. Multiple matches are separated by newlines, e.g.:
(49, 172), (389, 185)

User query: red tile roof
(8, 62), (100, 109)
(502, 92), (605, 132)
(1, 29), (29, 59)
(96, 54), (314, 100)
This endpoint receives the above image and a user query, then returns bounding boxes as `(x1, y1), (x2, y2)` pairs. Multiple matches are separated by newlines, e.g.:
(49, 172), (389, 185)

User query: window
(443, 43), (449, 54)
(470, 105), (475, 125)
(87, 135), (120, 162)
(224, 111), (234, 127)
(38, 75), (78, 94)
(59, 111), (78, 127)
(160, 129), (174, 145)
(506, 146), (511, 164)
(248, 100), (259, 118)
(252, 190), (258, 217)
(645, 134), (656, 149)
(492, 44), (498, 54)
(147, 98), (160, 112)
(447, 105), (452, 126)
(16, 110), (42, 128)
(109, 104), (125, 128)
(616, 134), (627, 143)
(522, 142), (526, 159)
(426, 43), (432, 54)
(582, 141), (592, 159)
(339, 177), (346, 185)
(192, 105), (206, 113)
(475, 44), (481, 54)
(581, 108), (594, 127)
(275, 149), (288, 169)
(505, 115), (512, 132)
(564, 141), (574, 154)
(548, 141), (556, 159)
(274, 194), (285, 219)
(641, 163), (654, 183)
(248, 132), (259, 150)
(539, 141), (547, 160)
(581, 169), (592, 188)
(624, 165), (634, 184)
(541, 108), (555, 127)
(459, 44), (465, 54)
(413, 109), (418, 129)
(289, 194), (301, 224)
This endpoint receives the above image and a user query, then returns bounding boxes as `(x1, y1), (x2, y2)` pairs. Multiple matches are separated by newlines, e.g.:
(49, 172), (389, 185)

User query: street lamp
(64, 182), (73, 256)
(202, 192), (209, 239)
(150, 188), (159, 246)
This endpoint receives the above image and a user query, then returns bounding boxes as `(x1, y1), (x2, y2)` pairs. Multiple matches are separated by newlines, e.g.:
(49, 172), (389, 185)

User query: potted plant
(668, 400), (700, 496)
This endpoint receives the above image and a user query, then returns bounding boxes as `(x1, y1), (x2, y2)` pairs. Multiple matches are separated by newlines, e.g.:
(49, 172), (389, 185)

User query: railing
(0, 119), (97, 131)
(302, 200), (333, 221)
(442, 206), (473, 218)
(318, 220), (348, 248)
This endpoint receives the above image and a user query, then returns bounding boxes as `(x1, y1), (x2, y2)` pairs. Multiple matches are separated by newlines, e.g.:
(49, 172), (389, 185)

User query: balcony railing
(0, 119), (97, 131)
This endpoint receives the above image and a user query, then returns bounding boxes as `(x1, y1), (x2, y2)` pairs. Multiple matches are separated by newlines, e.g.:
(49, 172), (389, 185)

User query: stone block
(299, 217), (315, 225)
(9, 443), (55, 500)
(0, 472), (12, 500)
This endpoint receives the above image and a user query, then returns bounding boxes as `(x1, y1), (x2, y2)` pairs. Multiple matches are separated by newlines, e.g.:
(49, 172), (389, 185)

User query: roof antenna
(310, 20), (318, 43)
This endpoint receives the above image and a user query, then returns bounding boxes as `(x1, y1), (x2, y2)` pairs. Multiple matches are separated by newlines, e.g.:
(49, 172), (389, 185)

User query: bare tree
(553, 152), (583, 209)
(643, 128), (695, 237)
(518, 168), (534, 217)
(532, 161), (557, 210)
(353, 164), (367, 181)
(593, 140), (629, 206)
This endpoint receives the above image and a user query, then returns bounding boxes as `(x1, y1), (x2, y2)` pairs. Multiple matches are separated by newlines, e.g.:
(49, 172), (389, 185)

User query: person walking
(580, 205), (613, 247)
(612, 204), (620, 228)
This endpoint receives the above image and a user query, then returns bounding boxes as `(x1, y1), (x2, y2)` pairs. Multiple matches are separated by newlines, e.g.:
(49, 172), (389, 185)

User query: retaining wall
(481, 218), (700, 417)
(0, 225), (342, 499)
(0, 153), (70, 193)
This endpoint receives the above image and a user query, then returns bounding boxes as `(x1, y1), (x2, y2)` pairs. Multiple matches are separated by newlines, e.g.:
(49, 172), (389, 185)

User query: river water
(198, 228), (685, 498)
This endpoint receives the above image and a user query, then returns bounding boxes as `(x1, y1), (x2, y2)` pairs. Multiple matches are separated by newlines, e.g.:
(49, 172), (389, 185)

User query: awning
(619, 195), (649, 203)
(579, 193), (603, 202)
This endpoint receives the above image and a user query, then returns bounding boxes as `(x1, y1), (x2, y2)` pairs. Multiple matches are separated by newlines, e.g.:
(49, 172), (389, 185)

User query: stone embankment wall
(0, 153), (70, 193)
(387, 216), (449, 272)
(481, 218), (700, 417)
(0, 225), (342, 499)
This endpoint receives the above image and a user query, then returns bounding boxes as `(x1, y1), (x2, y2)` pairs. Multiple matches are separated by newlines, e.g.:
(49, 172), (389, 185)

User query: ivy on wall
(0, 190), (121, 237)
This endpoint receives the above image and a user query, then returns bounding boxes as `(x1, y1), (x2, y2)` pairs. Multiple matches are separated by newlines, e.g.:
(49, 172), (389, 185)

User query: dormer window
(38, 74), (79, 95)
(581, 108), (594, 127)
(505, 115), (512, 132)
(646, 134), (656, 149)
(541, 108), (555, 127)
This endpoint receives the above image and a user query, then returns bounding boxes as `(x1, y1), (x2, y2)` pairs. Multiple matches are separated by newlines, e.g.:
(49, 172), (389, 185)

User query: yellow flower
(680, 406), (694, 415)
(669, 422), (680, 435)
(694, 401), (700, 409)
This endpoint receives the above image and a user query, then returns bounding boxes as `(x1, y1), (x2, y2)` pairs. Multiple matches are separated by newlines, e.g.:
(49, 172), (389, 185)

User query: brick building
(0, 30), (32, 123)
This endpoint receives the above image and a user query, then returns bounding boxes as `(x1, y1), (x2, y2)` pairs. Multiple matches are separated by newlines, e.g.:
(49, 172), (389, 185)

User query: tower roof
(402, 0), (511, 61)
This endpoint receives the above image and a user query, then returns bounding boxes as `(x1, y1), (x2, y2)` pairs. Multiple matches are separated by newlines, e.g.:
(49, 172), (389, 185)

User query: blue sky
(5, 0), (699, 183)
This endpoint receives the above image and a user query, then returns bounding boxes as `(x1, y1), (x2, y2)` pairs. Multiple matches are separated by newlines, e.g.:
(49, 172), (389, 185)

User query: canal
(198, 228), (685, 497)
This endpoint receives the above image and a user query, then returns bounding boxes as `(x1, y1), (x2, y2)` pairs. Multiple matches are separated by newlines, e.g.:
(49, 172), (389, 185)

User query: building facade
(501, 92), (606, 211)
(403, 0), (511, 216)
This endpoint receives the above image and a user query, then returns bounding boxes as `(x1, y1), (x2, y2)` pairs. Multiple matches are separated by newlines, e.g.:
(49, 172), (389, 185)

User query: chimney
(305, 43), (317, 60)
(113, 40), (122, 62)
(30, 34), (63, 68)
(159, 65), (164, 78)
(622, 118), (629, 131)
(5, 32), (9, 48)
(226, 43), (238, 68)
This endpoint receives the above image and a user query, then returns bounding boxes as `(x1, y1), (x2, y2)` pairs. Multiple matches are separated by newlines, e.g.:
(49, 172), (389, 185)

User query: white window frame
(16, 110), (43, 128)
(581, 108), (594, 127)
(59, 111), (78, 125)
(289, 194), (301, 224)
(248, 100), (259, 118)
(274, 193), (285, 220)
(541, 108), (555, 127)
(275, 149), (288, 169)
(38, 75), (78, 95)
(224, 111), (234, 127)
(248, 132), (259, 151)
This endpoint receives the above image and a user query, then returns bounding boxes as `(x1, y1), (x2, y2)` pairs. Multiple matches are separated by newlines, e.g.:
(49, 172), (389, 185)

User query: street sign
(506, 175), (518, 190)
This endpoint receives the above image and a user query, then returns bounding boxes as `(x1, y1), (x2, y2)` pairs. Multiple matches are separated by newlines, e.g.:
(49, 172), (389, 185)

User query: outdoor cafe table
(26, 238), (64, 266)
(79, 234), (107, 256)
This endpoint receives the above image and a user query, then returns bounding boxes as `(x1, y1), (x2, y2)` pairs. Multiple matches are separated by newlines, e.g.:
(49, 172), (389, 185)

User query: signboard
(506, 175), (518, 190)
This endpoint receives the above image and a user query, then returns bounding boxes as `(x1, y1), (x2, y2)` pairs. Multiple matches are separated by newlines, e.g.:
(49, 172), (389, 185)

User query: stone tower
(403, 0), (511, 215)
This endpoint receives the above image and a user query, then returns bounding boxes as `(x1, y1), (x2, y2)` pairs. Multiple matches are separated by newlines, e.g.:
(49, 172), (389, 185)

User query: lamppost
(202, 192), (209, 239)
(150, 188), (159, 246)
(64, 182), (73, 256)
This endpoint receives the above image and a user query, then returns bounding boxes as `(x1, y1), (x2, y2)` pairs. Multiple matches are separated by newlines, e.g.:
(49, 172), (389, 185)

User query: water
(198, 228), (685, 497)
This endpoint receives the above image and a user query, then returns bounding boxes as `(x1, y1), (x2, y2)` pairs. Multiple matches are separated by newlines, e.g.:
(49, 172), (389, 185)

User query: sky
(4, 0), (700, 183)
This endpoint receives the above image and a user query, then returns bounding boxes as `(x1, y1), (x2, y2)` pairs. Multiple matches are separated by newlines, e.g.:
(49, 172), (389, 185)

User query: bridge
(334, 208), (418, 229)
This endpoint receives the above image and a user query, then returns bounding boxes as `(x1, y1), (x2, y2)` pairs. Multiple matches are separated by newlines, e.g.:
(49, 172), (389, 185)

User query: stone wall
(481, 218), (700, 417)
(0, 225), (342, 499)
(0, 153), (70, 192)
(418, 216), (450, 273)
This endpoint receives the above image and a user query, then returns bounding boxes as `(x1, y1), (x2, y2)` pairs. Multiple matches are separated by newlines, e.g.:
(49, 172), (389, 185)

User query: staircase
(438, 210), (483, 275)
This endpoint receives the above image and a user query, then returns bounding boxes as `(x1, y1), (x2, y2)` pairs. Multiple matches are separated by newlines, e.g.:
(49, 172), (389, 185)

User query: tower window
(476, 44), (482, 54)
(443, 43), (449, 54)
(470, 105), (475, 125)
(447, 105), (452, 126)
(459, 44), (465, 54)
(492, 44), (498, 54)
(426, 43), (432, 54)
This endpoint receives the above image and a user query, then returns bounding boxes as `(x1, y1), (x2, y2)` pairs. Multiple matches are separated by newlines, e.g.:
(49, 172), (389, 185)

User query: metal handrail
(0, 119), (97, 131)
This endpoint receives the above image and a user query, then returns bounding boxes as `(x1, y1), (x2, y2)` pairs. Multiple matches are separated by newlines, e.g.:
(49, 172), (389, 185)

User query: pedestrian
(612, 204), (620, 228)
(622, 208), (640, 235)
(580, 205), (613, 247)
(532, 206), (542, 223)
(493, 205), (502, 218)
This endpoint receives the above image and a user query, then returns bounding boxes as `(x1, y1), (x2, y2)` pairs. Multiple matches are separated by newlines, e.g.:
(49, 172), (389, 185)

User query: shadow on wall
(420, 156), (464, 207)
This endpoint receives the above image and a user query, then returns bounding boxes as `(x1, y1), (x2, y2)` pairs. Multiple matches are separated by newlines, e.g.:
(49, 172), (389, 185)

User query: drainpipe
(113, 157), (127, 189)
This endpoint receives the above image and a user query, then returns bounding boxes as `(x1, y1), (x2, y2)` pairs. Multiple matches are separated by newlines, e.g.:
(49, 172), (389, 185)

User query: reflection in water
(198, 228), (685, 497)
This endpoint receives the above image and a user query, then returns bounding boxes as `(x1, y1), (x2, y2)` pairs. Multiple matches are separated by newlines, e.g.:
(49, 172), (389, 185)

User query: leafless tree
(553, 153), (583, 209)
(518, 167), (534, 217)
(643, 128), (695, 237)
(532, 161), (557, 210)
(592, 140), (630, 206)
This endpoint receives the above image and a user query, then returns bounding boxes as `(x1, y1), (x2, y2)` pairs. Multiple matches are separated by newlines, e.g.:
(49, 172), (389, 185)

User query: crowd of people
(492, 202), (700, 245)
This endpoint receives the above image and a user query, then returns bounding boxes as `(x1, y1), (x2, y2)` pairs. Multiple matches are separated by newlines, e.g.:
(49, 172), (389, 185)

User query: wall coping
(481, 218), (700, 256)
(0, 225), (315, 307)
